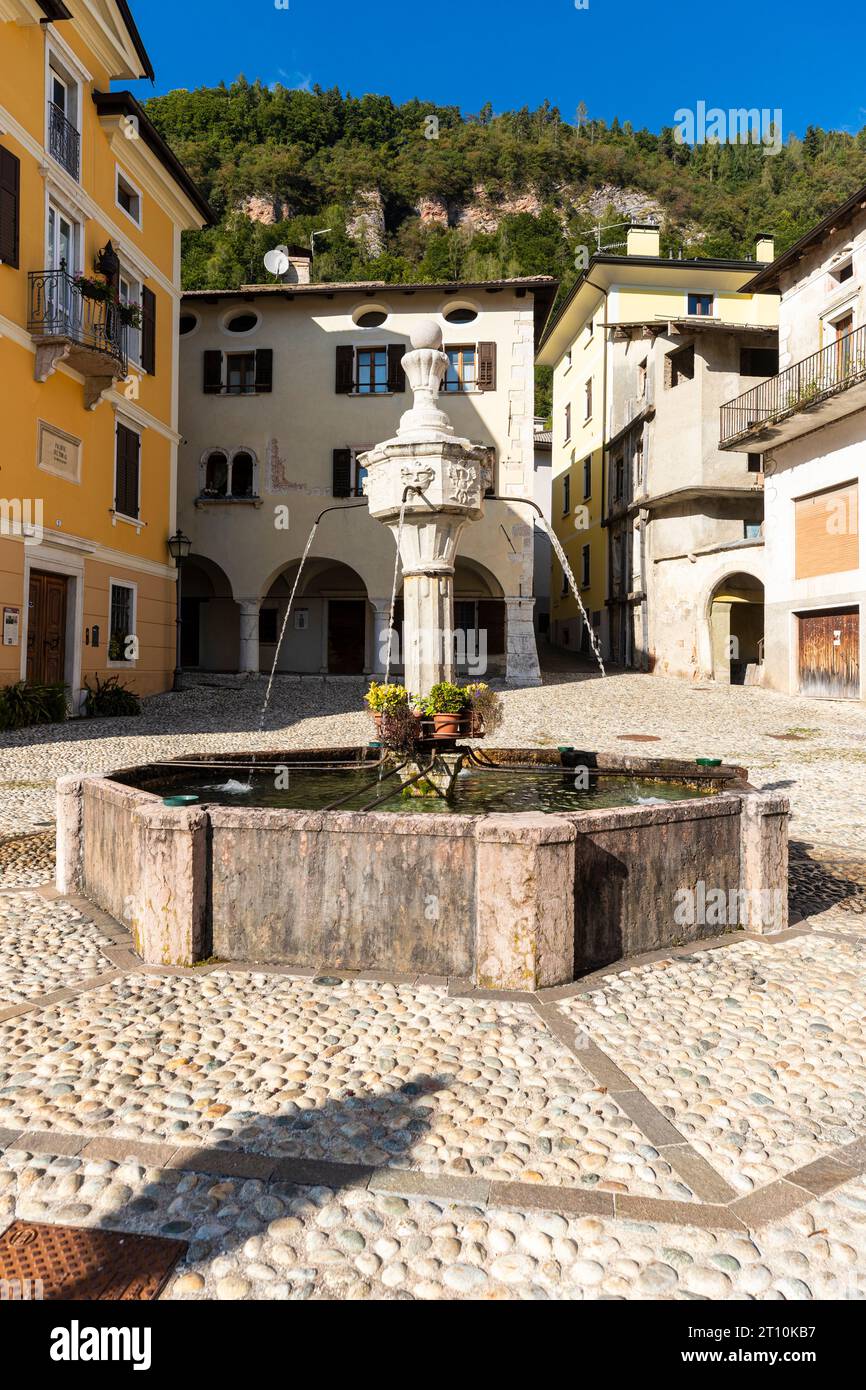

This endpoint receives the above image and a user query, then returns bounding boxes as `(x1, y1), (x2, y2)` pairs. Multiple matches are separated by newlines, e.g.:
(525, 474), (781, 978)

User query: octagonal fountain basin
(57, 747), (789, 992)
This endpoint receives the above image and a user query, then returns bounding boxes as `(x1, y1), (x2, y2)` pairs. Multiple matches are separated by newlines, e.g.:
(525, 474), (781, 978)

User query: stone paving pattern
(1, 660), (865, 1299)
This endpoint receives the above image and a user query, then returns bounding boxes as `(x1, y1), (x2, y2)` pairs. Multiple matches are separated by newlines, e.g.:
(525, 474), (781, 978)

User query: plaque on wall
(37, 422), (82, 483)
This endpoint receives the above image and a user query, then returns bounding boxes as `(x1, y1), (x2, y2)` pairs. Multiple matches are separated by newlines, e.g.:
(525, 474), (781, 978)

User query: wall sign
(3, 606), (20, 646)
(38, 421), (82, 484)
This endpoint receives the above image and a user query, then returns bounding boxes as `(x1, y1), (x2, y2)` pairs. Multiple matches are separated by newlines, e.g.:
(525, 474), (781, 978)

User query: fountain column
(361, 322), (490, 699)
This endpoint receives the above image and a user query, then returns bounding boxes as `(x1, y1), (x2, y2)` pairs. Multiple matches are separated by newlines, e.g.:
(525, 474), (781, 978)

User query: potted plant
(363, 681), (410, 733)
(116, 300), (142, 329)
(423, 681), (469, 737)
(73, 274), (111, 303)
(463, 682), (503, 737)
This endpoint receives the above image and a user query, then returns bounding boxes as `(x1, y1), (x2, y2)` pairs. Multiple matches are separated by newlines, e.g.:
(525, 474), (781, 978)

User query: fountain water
(539, 518), (606, 677)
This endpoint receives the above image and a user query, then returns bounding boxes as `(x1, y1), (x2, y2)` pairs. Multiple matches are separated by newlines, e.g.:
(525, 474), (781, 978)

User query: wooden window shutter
(387, 344), (406, 392)
(477, 341), (497, 391)
(795, 482), (859, 579)
(203, 349), (223, 394)
(335, 344), (355, 393)
(116, 423), (140, 519)
(332, 448), (352, 498)
(255, 348), (273, 393)
(140, 286), (156, 375)
(0, 144), (20, 270)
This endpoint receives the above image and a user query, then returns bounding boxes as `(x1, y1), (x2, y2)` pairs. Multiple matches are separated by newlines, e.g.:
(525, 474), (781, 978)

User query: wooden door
(327, 600), (366, 674)
(27, 571), (68, 685)
(798, 608), (859, 699)
(835, 314), (854, 380)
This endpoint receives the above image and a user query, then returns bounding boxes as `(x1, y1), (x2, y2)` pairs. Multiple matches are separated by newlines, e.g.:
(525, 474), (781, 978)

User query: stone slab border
(1, 888), (863, 1233)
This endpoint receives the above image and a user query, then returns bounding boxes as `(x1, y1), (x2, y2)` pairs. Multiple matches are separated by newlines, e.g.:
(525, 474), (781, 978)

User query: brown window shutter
(335, 344), (355, 393)
(387, 343), (406, 392)
(116, 423), (140, 519)
(795, 482), (859, 579)
(203, 349), (223, 393)
(140, 286), (156, 375)
(332, 448), (352, 498)
(255, 348), (273, 393)
(0, 144), (20, 270)
(477, 341), (497, 391)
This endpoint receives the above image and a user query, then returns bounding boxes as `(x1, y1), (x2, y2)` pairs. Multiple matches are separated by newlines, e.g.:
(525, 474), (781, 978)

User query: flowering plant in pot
(463, 682), (503, 737)
(73, 274), (112, 303)
(363, 681), (410, 733)
(423, 681), (469, 737)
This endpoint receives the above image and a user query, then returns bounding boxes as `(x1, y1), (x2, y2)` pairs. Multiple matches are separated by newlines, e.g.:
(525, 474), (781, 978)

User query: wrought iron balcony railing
(720, 324), (866, 446)
(28, 269), (127, 375)
(48, 102), (80, 180)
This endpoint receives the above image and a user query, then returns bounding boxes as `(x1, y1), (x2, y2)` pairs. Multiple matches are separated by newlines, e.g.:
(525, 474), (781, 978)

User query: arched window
(203, 451), (228, 497)
(232, 450), (254, 498)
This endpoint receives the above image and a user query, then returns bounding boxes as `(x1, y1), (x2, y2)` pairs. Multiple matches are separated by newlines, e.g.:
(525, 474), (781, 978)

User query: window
(357, 310), (388, 328)
(666, 343), (694, 388)
(585, 319), (594, 342)
(835, 260), (854, 284)
(332, 448), (368, 498)
(584, 378), (593, 419)
(226, 352), (256, 395)
(638, 358), (648, 397)
(688, 293), (713, 317)
(581, 544), (591, 589)
(560, 567), (569, 597)
(583, 455), (592, 500)
(564, 402), (572, 442)
(748, 453), (763, 473)
(740, 347), (779, 377)
(225, 311), (259, 334)
(118, 270), (142, 367)
(116, 169), (141, 225)
(356, 347), (389, 395)
(114, 422), (140, 520)
(47, 58), (79, 180)
(564, 348), (573, 371)
(444, 306), (477, 324)
(744, 521), (762, 540)
(614, 456), (625, 502)
(795, 481), (859, 579)
(179, 313), (197, 336)
(200, 448), (258, 499)
(259, 608), (279, 644)
(562, 473), (571, 516)
(109, 582), (136, 663)
(444, 346), (476, 392)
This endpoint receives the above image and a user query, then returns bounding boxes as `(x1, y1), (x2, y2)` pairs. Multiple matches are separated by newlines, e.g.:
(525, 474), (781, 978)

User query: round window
(226, 312), (259, 334)
(444, 306), (478, 324)
(356, 310), (388, 328)
(179, 313), (198, 336)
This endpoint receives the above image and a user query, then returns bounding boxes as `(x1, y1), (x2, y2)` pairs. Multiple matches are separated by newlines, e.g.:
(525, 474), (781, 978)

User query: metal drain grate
(0, 1221), (187, 1300)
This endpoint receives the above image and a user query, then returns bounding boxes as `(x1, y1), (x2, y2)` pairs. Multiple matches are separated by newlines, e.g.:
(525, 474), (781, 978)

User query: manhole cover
(616, 734), (662, 742)
(0, 1221), (186, 1300)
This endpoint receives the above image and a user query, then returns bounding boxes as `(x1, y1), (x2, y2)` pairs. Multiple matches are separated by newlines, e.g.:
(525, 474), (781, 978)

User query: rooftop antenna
(311, 228), (332, 258)
(263, 245), (291, 280)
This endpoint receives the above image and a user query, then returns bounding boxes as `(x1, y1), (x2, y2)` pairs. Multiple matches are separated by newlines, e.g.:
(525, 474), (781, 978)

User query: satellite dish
(263, 245), (291, 278)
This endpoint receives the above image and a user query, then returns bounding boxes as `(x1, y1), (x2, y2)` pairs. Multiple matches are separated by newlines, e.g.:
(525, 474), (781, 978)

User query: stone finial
(410, 320), (443, 350)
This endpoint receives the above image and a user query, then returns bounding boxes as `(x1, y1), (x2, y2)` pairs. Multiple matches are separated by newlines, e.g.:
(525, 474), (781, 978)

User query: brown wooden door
(327, 600), (366, 674)
(835, 314), (854, 379)
(27, 571), (68, 685)
(798, 608), (859, 699)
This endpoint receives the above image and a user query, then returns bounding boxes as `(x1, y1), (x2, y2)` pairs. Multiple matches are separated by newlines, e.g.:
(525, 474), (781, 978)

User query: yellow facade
(0, 0), (209, 702)
(537, 228), (778, 658)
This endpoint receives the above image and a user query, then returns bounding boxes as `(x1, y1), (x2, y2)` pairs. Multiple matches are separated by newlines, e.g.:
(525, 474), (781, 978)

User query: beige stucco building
(176, 265), (556, 686)
(721, 189), (866, 701)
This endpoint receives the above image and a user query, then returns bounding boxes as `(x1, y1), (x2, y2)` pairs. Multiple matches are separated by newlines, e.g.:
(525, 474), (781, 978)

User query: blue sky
(126, 0), (866, 140)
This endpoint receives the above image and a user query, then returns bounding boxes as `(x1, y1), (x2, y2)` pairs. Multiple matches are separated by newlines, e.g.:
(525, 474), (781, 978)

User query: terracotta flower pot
(432, 711), (463, 737)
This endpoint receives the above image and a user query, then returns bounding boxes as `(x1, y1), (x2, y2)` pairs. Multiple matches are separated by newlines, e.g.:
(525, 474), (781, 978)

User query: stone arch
(260, 557), (372, 674)
(704, 569), (765, 685)
(181, 554), (238, 670)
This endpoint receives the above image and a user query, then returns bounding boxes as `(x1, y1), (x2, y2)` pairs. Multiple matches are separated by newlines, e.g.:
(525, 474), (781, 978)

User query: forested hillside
(145, 80), (866, 302)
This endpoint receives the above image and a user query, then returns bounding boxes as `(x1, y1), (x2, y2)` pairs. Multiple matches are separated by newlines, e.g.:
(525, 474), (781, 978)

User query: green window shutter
(255, 348), (273, 393)
(335, 344), (355, 393)
(332, 448), (352, 498)
(140, 286), (156, 375)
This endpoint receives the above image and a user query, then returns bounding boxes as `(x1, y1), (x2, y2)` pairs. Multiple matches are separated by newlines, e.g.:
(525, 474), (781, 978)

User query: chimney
(626, 223), (660, 258)
(755, 234), (775, 264)
(285, 247), (312, 284)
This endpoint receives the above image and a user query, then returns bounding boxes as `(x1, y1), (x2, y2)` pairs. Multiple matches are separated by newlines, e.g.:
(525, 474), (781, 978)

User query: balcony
(48, 102), (80, 180)
(29, 269), (127, 407)
(720, 325), (866, 450)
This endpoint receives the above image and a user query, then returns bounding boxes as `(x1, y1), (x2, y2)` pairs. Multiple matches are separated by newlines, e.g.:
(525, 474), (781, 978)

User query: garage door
(798, 608), (860, 698)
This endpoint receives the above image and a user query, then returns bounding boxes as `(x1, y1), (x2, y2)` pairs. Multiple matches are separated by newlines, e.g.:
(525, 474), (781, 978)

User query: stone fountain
(361, 320), (491, 699)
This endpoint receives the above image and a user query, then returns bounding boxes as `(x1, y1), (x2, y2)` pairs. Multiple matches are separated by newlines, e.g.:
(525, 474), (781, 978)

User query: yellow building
(536, 225), (779, 660)
(0, 0), (211, 703)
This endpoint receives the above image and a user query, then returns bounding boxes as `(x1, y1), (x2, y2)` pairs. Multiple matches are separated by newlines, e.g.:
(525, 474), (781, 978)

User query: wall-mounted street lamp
(167, 529), (192, 692)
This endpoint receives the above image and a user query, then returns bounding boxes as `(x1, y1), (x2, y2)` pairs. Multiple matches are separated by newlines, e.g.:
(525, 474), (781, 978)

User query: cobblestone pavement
(0, 666), (865, 1298)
